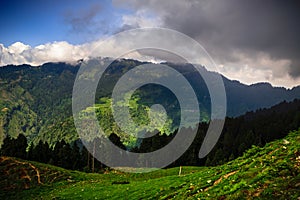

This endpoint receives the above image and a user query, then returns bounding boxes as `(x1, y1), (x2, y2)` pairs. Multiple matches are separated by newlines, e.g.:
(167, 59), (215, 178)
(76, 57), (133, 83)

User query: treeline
(179, 99), (300, 166)
(0, 133), (125, 173)
(133, 99), (300, 167)
(1, 99), (300, 171)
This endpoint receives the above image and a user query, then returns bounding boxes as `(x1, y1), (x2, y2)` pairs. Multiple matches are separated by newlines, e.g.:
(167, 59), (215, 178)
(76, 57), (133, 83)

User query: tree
(0, 134), (27, 159)
(31, 140), (51, 163)
(81, 145), (91, 172)
(54, 140), (73, 169)
(53, 140), (72, 168)
(14, 134), (28, 159)
(0, 136), (13, 156)
(70, 141), (82, 170)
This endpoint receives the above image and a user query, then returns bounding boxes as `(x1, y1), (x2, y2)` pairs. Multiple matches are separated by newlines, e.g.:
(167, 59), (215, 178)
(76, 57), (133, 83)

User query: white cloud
(8, 42), (31, 54)
(0, 39), (157, 67)
(0, 41), (89, 66)
(216, 51), (300, 88)
(121, 10), (162, 28)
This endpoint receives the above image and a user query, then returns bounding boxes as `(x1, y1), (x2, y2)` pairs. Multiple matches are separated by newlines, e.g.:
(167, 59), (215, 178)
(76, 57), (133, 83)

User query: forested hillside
(1, 98), (300, 172)
(0, 60), (300, 148)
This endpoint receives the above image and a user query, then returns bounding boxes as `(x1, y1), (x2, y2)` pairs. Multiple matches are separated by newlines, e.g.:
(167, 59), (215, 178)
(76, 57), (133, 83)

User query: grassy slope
(1, 130), (300, 200)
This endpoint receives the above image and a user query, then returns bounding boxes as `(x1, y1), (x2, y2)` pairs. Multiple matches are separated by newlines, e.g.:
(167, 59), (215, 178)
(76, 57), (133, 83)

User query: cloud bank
(0, 39), (160, 67)
(0, 41), (88, 66)
(113, 0), (300, 88)
(0, 35), (299, 89)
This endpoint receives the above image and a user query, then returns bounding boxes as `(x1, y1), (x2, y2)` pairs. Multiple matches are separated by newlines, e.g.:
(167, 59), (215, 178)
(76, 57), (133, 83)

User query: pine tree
(0, 134), (27, 159)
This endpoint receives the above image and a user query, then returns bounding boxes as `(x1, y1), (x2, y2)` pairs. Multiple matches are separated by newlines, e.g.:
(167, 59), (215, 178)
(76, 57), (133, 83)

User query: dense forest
(1, 99), (299, 172)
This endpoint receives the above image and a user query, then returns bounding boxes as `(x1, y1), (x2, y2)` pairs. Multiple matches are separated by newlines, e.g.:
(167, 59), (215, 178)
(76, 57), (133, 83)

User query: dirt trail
(204, 170), (238, 192)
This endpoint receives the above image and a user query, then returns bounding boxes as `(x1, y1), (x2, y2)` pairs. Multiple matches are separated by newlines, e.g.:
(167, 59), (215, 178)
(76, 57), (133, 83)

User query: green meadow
(1, 130), (299, 199)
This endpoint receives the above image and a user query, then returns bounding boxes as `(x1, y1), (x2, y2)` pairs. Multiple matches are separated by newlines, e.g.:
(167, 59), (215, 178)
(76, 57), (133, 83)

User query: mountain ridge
(0, 60), (300, 146)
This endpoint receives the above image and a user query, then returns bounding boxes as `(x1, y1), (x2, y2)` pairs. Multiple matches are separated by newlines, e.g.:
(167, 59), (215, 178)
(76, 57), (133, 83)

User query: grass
(1, 129), (300, 199)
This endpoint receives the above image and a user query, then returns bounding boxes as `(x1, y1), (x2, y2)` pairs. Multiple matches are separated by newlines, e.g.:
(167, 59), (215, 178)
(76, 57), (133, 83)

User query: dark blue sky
(0, 0), (128, 46)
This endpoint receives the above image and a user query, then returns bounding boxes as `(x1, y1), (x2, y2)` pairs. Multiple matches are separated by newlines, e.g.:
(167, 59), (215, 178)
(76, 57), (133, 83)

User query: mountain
(0, 59), (299, 146)
(1, 129), (299, 199)
(223, 78), (300, 117)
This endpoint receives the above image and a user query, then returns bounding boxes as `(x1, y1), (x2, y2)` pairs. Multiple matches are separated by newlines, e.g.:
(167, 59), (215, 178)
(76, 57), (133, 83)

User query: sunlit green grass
(1, 129), (300, 199)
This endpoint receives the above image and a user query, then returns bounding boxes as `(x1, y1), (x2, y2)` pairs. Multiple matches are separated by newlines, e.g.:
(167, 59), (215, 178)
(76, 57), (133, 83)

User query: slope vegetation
(1, 61), (300, 147)
(1, 129), (299, 199)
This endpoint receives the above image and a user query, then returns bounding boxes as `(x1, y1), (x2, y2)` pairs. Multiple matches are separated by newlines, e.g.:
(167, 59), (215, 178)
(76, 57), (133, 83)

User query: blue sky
(0, 0), (129, 46)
